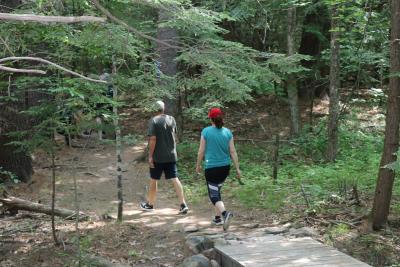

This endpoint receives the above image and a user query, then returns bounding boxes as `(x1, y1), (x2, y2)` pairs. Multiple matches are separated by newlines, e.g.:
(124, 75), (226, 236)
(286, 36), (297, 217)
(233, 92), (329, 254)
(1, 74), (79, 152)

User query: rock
(210, 260), (221, 267)
(202, 248), (218, 261)
(186, 236), (214, 254)
(242, 223), (259, 229)
(224, 233), (239, 240)
(180, 254), (211, 267)
(213, 238), (229, 246)
(264, 224), (290, 234)
(184, 225), (199, 233)
(289, 227), (318, 238)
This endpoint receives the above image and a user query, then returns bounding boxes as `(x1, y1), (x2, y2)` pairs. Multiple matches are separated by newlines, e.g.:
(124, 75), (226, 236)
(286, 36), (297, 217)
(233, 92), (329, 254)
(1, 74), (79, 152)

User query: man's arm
(148, 136), (156, 168)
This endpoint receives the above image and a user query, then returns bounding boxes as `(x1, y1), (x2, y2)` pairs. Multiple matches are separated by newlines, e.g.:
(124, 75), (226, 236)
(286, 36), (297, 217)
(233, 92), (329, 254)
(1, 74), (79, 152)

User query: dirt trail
(2, 141), (262, 267)
(48, 143), (219, 230)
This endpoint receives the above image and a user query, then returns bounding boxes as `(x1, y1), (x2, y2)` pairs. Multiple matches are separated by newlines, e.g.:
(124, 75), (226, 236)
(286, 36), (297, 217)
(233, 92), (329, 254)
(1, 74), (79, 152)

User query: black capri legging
(205, 165), (230, 205)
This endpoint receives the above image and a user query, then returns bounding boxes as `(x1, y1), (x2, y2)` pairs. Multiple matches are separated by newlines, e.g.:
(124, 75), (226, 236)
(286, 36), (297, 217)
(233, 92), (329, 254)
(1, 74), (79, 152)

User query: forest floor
(1, 94), (399, 267)
(0, 139), (275, 267)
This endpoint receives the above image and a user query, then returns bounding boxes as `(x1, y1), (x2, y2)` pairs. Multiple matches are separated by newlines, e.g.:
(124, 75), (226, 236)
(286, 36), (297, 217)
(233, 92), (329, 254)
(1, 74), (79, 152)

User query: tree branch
(0, 57), (106, 83)
(0, 65), (46, 74)
(90, 0), (183, 50)
(0, 13), (106, 24)
(0, 35), (15, 56)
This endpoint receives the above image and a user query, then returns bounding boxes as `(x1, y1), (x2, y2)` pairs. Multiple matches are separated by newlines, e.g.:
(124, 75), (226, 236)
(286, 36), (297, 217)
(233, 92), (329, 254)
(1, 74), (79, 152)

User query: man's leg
(170, 178), (186, 205)
(147, 178), (158, 206)
(141, 164), (161, 211)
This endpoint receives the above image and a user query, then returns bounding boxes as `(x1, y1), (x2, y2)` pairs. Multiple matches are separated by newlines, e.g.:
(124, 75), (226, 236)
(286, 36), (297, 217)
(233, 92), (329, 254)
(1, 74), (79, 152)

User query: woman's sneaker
(140, 202), (154, 211)
(223, 211), (233, 231)
(212, 216), (223, 226)
(179, 203), (189, 214)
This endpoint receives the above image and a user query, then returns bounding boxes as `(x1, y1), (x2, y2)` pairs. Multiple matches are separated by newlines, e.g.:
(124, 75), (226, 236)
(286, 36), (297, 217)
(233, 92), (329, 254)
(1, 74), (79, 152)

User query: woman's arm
(196, 136), (206, 174)
(229, 138), (241, 179)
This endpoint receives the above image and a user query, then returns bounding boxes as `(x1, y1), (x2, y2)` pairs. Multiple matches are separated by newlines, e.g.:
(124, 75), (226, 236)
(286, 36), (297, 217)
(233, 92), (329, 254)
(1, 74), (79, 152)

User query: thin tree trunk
(372, 0), (400, 230)
(72, 156), (81, 266)
(326, 5), (341, 162)
(51, 147), (59, 245)
(287, 7), (300, 136)
(272, 134), (280, 183)
(112, 59), (123, 222)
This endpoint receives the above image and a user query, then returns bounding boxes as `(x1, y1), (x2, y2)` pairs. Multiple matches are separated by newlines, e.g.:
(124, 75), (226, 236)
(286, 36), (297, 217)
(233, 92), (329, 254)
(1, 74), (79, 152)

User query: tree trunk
(112, 59), (123, 222)
(326, 5), (341, 162)
(50, 148), (59, 245)
(0, 136), (33, 183)
(157, 7), (182, 128)
(287, 7), (300, 136)
(371, 0), (400, 230)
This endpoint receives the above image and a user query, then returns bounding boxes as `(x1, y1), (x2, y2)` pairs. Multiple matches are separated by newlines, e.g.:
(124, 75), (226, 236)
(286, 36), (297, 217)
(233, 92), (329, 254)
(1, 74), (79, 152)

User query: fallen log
(0, 13), (106, 24)
(0, 196), (89, 220)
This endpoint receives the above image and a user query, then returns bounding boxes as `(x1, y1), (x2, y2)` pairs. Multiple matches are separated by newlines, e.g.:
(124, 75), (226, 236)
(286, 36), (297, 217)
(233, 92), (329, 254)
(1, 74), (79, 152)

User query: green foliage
(0, 167), (20, 184)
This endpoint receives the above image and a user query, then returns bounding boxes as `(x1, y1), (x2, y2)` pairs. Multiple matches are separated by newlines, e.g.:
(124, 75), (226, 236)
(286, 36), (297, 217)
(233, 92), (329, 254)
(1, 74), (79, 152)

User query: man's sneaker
(140, 202), (154, 211)
(212, 216), (223, 226)
(179, 203), (189, 214)
(223, 211), (233, 231)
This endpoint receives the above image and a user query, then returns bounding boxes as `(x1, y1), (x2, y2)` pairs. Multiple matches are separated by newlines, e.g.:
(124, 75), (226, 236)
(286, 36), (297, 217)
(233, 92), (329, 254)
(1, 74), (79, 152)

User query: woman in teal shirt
(196, 108), (241, 231)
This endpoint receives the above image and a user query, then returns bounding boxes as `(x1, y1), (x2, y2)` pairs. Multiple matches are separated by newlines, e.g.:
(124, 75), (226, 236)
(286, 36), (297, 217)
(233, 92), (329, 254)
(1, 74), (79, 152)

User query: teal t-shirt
(201, 126), (233, 169)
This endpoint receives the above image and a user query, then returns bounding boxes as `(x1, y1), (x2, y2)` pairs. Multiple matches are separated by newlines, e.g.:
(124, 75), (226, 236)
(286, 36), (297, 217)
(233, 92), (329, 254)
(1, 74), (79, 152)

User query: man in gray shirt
(140, 100), (189, 214)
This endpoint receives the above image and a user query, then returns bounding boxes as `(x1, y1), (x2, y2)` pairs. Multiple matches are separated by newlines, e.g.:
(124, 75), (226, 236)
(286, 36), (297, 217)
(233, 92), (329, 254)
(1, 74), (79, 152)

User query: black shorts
(205, 165), (230, 184)
(150, 162), (178, 180)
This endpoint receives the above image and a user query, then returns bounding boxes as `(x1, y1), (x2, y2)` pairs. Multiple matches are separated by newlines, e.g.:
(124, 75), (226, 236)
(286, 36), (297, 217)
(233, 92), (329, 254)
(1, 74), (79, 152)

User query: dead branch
(0, 65), (46, 74)
(90, 0), (182, 50)
(0, 35), (15, 56)
(0, 13), (106, 24)
(300, 184), (310, 208)
(0, 57), (106, 83)
(0, 196), (89, 220)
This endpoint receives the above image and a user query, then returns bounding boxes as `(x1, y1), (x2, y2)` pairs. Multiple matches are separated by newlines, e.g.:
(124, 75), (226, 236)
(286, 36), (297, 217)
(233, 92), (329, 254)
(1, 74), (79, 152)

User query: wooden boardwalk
(215, 236), (371, 267)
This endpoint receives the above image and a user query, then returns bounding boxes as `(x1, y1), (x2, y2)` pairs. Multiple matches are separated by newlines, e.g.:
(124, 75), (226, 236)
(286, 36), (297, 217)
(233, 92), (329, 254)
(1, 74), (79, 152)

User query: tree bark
(112, 59), (123, 222)
(0, 196), (88, 219)
(326, 5), (341, 162)
(371, 0), (400, 230)
(287, 7), (300, 136)
(157, 8), (180, 122)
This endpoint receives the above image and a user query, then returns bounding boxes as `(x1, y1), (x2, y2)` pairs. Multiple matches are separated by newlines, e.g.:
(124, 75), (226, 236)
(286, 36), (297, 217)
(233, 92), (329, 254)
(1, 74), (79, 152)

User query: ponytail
(212, 117), (224, 129)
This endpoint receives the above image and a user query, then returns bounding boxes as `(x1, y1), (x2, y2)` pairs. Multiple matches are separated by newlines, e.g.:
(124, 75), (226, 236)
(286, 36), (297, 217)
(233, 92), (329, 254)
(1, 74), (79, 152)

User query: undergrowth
(177, 114), (399, 217)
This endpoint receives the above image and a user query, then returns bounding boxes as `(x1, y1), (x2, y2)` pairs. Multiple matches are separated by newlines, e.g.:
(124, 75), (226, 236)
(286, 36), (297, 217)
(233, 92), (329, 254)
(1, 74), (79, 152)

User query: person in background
(140, 100), (189, 214)
(196, 107), (241, 231)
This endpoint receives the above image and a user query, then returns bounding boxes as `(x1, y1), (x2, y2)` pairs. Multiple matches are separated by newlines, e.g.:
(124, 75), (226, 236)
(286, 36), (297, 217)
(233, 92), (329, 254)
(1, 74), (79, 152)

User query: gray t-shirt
(147, 114), (177, 163)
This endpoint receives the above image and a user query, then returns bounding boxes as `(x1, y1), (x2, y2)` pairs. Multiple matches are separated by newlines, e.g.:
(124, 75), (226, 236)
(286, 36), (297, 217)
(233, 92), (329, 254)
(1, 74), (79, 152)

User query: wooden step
(215, 237), (371, 267)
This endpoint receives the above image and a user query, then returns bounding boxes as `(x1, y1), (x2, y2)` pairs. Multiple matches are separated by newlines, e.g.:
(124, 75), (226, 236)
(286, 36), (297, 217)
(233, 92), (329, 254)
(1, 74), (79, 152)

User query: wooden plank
(231, 246), (344, 261)
(246, 254), (369, 267)
(215, 237), (371, 267)
(216, 239), (322, 256)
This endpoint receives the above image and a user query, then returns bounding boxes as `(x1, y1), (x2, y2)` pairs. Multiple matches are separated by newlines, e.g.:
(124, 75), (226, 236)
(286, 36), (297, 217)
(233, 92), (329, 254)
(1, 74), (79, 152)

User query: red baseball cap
(208, 108), (223, 118)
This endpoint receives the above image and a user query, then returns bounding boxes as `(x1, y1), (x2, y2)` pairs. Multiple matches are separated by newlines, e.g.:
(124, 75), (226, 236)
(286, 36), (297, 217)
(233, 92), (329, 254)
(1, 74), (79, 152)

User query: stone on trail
(184, 225), (199, 233)
(210, 260), (221, 267)
(264, 224), (290, 234)
(202, 248), (218, 261)
(242, 223), (259, 229)
(288, 226), (319, 238)
(180, 254), (211, 267)
(185, 236), (214, 254)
